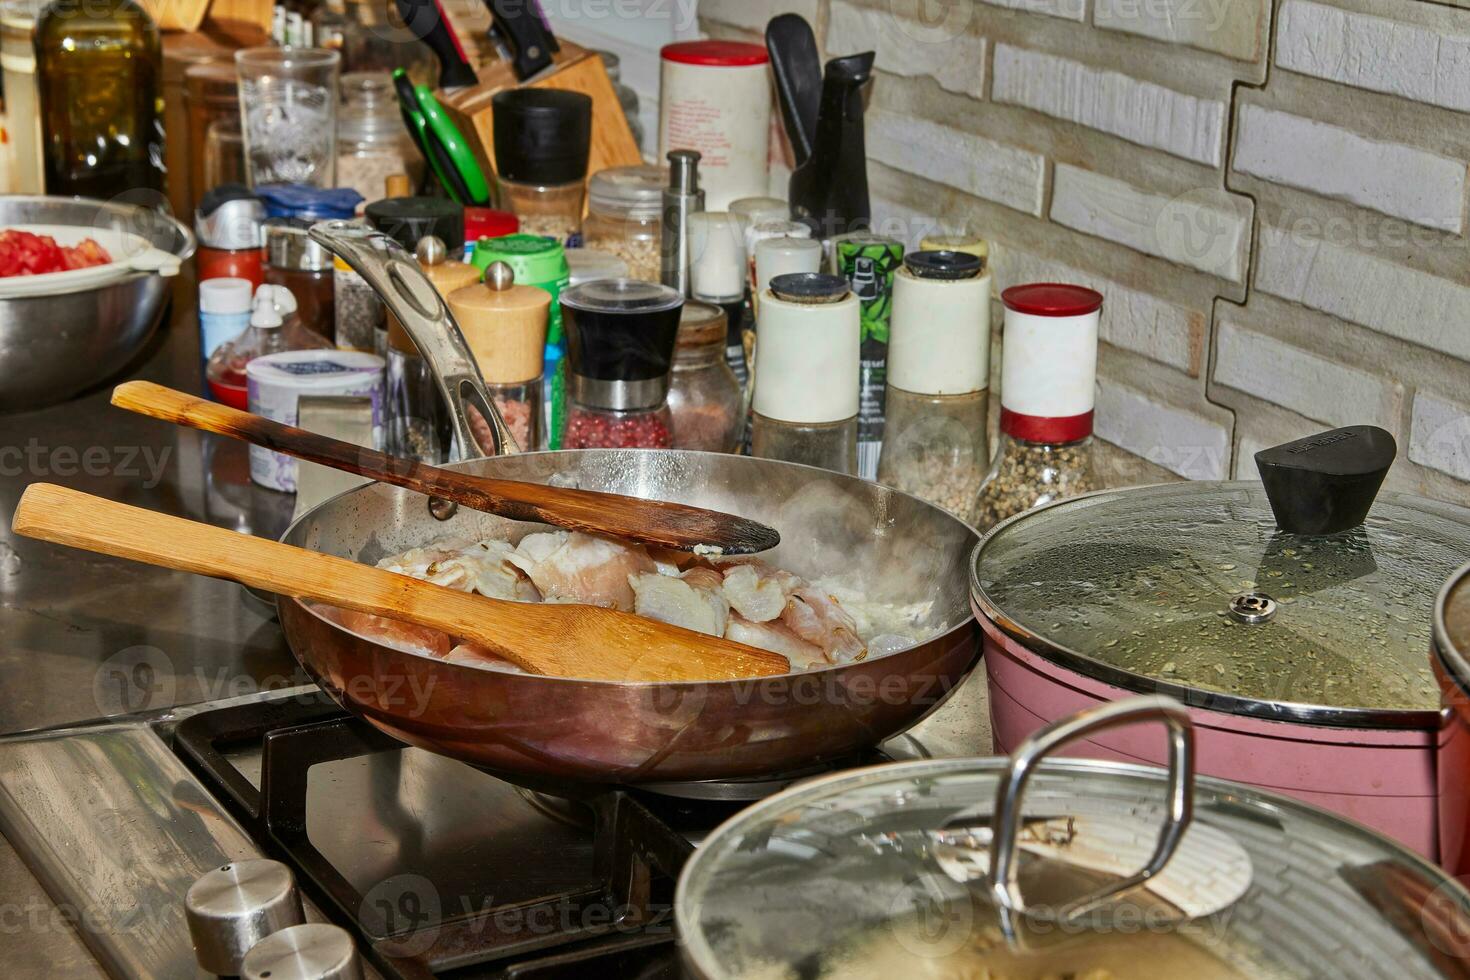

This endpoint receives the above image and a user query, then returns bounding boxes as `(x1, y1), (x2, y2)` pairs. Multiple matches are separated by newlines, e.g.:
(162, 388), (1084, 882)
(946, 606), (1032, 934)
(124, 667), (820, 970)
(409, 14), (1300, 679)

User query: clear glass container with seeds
(972, 283), (1103, 531)
(582, 164), (664, 281)
(877, 250), (992, 517)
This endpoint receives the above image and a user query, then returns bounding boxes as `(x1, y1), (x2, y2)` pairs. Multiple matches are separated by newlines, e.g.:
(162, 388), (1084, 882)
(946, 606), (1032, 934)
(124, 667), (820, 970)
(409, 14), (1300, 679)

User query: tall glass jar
(337, 72), (422, 203)
(877, 250), (992, 516)
(667, 301), (742, 453)
(34, 0), (163, 196)
(971, 282), (1103, 531)
(582, 164), (663, 281)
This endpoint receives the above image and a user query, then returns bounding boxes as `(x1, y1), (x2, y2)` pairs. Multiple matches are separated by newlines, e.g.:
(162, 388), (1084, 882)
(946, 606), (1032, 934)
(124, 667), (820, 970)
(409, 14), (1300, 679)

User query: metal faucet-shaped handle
(307, 221), (516, 463)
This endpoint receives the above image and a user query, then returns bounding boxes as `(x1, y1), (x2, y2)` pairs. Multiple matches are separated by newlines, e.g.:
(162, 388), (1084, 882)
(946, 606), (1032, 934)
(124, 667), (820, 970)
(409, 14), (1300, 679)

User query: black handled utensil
(487, 0), (555, 80)
(396, 0), (479, 89)
(766, 13), (823, 167)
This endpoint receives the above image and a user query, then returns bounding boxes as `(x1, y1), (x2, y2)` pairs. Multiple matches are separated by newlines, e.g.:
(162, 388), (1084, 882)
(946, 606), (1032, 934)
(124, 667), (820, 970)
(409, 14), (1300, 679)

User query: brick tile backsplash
(1233, 104), (1468, 232)
(992, 45), (1226, 165)
(698, 0), (1470, 507)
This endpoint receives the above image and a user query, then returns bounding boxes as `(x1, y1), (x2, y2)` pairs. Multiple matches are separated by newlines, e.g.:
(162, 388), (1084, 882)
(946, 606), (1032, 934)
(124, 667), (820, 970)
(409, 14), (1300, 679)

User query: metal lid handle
(988, 695), (1195, 921)
(307, 221), (517, 462)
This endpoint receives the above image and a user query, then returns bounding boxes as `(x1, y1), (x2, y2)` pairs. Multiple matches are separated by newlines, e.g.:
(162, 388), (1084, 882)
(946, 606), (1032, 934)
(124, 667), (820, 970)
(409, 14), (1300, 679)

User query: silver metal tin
(566, 372), (670, 412)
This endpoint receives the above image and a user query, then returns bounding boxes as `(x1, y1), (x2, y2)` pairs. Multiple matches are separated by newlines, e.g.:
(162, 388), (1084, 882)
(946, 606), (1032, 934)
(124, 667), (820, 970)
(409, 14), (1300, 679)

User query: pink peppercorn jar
(559, 278), (685, 449)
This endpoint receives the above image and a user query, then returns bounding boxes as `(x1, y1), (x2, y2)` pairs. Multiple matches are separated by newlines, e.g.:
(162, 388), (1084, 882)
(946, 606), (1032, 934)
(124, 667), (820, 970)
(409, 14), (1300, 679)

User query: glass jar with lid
(750, 272), (860, 473)
(877, 250), (992, 516)
(667, 300), (742, 453)
(971, 282), (1102, 531)
(337, 71), (422, 203)
(492, 89), (592, 244)
(582, 164), (664, 281)
(559, 279), (684, 449)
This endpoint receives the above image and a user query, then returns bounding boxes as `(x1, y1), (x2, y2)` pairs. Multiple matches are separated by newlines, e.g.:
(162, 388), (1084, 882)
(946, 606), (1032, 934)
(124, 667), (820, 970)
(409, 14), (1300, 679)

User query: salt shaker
(750, 272), (860, 474)
(877, 250), (992, 516)
(689, 211), (748, 388)
(971, 282), (1103, 531)
(446, 261), (551, 452)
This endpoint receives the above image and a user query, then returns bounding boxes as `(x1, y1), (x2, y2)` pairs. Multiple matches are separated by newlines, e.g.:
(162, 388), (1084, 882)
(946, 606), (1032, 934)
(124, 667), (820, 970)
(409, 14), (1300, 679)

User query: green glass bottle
(34, 0), (164, 196)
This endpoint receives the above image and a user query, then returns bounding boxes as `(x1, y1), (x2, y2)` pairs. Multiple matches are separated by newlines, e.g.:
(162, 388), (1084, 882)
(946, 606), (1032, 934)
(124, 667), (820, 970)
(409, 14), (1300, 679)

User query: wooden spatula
(11, 484), (791, 682)
(112, 381), (780, 555)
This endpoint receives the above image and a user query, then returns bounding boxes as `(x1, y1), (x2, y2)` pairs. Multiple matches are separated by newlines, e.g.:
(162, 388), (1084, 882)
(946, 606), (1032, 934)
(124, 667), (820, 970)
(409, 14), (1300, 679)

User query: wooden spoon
(11, 484), (790, 682)
(113, 381), (779, 555)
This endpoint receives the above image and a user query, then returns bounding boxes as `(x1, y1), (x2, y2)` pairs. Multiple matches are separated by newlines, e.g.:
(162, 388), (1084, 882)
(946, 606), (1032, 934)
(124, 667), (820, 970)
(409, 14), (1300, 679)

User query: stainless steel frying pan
(275, 225), (981, 785)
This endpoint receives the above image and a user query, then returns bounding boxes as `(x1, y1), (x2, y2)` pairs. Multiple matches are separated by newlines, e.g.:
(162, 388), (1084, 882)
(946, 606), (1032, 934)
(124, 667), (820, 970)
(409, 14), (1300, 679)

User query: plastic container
(336, 72), (421, 203)
(446, 262), (551, 452)
(491, 89), (592, 244)
(658, 41), (770, 210)
(247, 349), (385, 491)
(667, 301), (742, 453)
(751, 273), (859, 474)
(582, 164), (664, 281)
(206, 284), (332, 409)
(877, 250), (992, 516)
(971, 282), (1103, 531)
(462, 207), (518, 261)
(558, 279), (684, 450)
(198, 277), (253, 367)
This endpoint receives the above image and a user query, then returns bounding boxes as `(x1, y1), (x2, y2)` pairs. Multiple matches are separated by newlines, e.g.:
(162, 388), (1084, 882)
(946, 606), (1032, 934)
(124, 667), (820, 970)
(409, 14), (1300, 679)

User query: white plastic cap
(754, 237), (822, 295)
(199, 277), (253, 315)
(888, 267), (992, 395)
(250, 283), (297, 329)
(753, 287), (860, 424)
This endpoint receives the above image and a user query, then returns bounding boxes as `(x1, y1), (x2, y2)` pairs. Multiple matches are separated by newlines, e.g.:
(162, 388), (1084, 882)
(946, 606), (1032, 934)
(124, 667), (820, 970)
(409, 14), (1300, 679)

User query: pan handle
(307, 220), (517, 463)
(987, 695), (1195, 923)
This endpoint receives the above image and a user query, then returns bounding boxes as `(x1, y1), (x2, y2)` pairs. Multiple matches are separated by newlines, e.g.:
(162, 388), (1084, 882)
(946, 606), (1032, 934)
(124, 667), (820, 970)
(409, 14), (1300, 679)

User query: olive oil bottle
(34, 0), (163, 196)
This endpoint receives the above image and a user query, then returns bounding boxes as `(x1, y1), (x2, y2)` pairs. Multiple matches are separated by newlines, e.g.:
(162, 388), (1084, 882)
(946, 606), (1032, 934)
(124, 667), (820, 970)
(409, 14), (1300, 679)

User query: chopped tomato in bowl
(0, 229), (113, 278)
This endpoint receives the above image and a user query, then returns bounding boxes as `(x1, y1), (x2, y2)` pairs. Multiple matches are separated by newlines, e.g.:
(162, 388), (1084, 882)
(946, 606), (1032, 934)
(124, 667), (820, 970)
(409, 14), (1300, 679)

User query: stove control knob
(185, 859), (304, 975)
(242, 923), (364, 980)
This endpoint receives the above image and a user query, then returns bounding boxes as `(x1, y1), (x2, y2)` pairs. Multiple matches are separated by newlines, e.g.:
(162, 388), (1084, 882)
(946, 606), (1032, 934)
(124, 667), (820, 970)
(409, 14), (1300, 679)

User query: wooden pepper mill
(447, 261), (551, 451)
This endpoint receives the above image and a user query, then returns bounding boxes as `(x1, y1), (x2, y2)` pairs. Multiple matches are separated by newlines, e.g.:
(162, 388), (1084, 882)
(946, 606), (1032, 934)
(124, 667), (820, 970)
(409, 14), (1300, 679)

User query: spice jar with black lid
(559, 279), (685, 449)
(878, 250), (992, 516)
(971, 282), (1102, 531)
(750, 272), (860, 474)
(492, 88), (593, 244)
(667, 300), (742, 453)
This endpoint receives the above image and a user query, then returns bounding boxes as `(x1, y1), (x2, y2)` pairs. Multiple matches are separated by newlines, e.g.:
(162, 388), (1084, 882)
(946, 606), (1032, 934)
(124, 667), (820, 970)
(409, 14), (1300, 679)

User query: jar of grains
(970, 283), (1103, 532)
(877, 250), (992, 517)
(559, 279), (685, 449)
(582, 164), (664, 281)
(667, 300), (742, 452)
(337, 72), (422, 203)
(492, 88), (592, 243)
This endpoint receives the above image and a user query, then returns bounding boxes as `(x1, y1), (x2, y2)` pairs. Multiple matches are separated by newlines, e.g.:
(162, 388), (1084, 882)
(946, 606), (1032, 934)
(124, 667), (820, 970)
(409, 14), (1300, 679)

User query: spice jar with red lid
(970, 282), (1103, 531)
(558, 278), (684, 449)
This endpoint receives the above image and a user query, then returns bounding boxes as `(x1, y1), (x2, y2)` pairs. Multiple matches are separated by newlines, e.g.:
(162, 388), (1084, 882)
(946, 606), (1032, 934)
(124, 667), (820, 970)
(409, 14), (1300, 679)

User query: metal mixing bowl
(0, 195), (195, 412)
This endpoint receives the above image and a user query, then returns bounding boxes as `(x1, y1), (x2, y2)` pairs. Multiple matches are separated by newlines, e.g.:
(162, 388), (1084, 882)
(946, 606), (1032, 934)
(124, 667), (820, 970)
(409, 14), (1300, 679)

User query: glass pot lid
(677, 698), (1470, 980)
(1435, 562), (1470, 698)
(971, 428), (1470, 725)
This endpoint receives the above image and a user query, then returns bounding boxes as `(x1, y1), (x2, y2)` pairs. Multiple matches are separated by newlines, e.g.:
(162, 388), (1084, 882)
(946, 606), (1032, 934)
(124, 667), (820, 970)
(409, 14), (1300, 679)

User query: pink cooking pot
(1433, 560), (1470, 876)
(970, 426), (1470, 859)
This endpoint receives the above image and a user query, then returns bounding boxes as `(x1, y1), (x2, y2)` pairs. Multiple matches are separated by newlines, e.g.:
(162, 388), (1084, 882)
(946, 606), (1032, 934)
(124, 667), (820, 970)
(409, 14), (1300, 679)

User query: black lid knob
(560, 279), (685, 383)
(492, 89), (593, 185)
(365, 196), (465, 252)
(904, 249), (982, 280)
(1255, 425), (1396, 535)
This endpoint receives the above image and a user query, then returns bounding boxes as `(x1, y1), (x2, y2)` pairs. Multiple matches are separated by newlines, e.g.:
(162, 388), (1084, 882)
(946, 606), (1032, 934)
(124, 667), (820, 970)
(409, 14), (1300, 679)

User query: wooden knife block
(437, 39), (643, 187)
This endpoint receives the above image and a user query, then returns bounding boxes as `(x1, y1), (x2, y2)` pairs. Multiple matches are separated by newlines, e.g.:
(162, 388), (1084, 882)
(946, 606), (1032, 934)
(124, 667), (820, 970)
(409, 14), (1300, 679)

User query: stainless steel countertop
(0, 278), (303, 736)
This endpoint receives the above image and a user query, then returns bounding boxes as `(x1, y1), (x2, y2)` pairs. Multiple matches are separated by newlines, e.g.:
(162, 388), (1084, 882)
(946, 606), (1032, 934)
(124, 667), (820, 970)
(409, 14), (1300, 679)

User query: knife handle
(397, 0), (479, 89)
(488, 0), (554, 80)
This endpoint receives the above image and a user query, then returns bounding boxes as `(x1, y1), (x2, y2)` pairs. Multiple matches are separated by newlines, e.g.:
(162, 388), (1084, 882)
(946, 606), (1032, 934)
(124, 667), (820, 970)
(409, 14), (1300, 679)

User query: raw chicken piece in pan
(376, 537), (539, 602)
(317, 606), (452, 658)
(508, 531), (656, 611)
(719, 561), (797, 623)
(781, 587), (867, 664)
(630, 567), (731, 636)
(725, 615), (828, 671)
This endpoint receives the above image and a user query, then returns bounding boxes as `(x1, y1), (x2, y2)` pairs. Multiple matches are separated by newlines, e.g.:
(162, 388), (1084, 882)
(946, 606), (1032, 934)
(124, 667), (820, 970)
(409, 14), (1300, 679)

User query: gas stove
(0, 681), (990, 978)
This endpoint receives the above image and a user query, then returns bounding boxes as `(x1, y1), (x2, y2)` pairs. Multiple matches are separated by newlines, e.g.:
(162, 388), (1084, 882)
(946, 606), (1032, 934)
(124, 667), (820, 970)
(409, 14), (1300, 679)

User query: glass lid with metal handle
(970, 426), (1470, 726)
(676, 696), (1470, 980)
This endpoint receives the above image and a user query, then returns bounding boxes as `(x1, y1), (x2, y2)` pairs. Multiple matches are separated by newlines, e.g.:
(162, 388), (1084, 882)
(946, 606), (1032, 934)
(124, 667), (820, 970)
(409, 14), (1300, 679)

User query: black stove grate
(173, 696), (689, 979)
